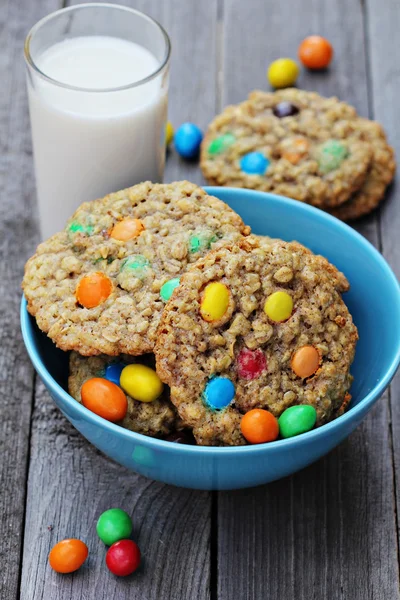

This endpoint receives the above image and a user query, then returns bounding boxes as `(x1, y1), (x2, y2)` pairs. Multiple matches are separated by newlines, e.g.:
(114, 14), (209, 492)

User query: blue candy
(240, 152), (270, 175)
(174, 123), (203, 159)
(105, 363), (125, 386)
(203, 376), (235, 410)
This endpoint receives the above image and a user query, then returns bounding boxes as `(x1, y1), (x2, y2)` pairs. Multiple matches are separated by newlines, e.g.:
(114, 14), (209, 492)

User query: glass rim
(24, 2), (171, 93)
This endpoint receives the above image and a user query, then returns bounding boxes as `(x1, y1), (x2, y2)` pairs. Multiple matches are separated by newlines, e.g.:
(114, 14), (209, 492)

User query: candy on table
(240, 408), (279, 444)
(264, 290), (293, 322)
(165, 120), (174, 146)
(208, 132), (236, 155)
(203, 376), (235, 410)
(75, 272), (113, 308)
(97, 508), (133, 546)
(81, 378), (128, 422)
(298, 35), (333, 70)
(106, 539), (141, 577)
(291, 345), (320, 378)
(240, 151), (270, 175)
(160, 277), (180, 302)
(174, 122), (203, 159)
(200, 282), (230, 322)
(272, 101), (300, 118)
(105, 362), (125, 386)
(267, 58), (299, 89)
(120, 364), (164, 402)
(318, 140), (349, 173)
(237, 348), (267, 380)
(278, 405), (317, 438)
(110, 218), (145, 241)
(48, 539), (88, 574)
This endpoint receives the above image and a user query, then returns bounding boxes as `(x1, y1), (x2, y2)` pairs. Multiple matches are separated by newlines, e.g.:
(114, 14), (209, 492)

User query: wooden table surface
(2, 0), (400, 598)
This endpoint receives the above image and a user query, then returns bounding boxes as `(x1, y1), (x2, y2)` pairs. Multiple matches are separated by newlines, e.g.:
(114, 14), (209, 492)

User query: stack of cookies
(23, 180), (358, 446)
(200, 89), (395, 220)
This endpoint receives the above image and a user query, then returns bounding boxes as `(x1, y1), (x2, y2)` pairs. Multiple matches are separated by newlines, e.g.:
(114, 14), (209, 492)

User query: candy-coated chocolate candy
(237, 348), (267, 380)
(189, 231), (217, 254)
(203, 376), (235, 410)
(166, 120), (174, 146)
(110, 218), (144, 241)
(264, 291), (293, 322)
(68, 221), (93, 235)
(298, 36), (333, 70)
(105, 363), (125, 386)
(97, 508), (133, 546)
(240, 152), (270, 175)
(120, 364), (163, 402)
(318, 140), (349, 173)
(208, 133), (236, 155)
(81, 378), (128, 421)
(75, 272), (113, 308)
(160, 277), (180, 302)
(281, 137), (310, 164)
(278, 405), (317, 438)
(272, 101), (300, 118)
(267, 58), (299, 89)
(120, 255), (150, 278)
(200, 282), (230, 322)
(164, 430), (196, 444)
(48, 539), (88, 574)
(291, 345), (320, 378)
(240, 409), (279, 444)
(174, 123), (203, 159)
(106, 539), (141, 577)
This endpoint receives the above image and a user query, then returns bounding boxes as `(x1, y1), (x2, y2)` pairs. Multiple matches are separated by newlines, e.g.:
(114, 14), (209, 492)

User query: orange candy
(110, 218), (145, 241)
(291, 345), (320, 378)
(281, 138), (310, 164)
(298, 36), (333, 70)
(81, 378), (128, 422)
(49, 539), (88, 574)
(240, 409), (279, 444)
(75, 272), (112, 309)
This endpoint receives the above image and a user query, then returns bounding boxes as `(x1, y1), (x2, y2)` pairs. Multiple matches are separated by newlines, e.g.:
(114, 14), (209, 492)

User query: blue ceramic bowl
(21, 188), (400, 490)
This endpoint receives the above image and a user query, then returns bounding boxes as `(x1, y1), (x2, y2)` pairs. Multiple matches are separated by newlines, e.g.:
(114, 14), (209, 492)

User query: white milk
(27, 36), (167, 238)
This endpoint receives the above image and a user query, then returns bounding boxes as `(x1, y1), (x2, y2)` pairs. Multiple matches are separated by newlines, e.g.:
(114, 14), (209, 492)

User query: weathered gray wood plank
(218, 0), (399, 598)
(19, 0), (217, 598)
(366, 0), (400, 547)
(0, 0), (61, 598)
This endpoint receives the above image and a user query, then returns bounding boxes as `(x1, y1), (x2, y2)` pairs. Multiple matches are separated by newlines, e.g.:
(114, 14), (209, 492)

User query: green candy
(68, 221), (93, 235)
(278, 405), (317, 438)
(189, 231), (217, 254)
(318, 140), (349, 173)
(121, 255), (150, 278)
(208, 133), (236, 155)
(160, 277), (180, 302)
(96, 508), (133, 546)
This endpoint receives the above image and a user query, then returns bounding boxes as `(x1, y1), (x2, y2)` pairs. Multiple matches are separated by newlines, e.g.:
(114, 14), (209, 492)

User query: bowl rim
(21, 188), (400, 455)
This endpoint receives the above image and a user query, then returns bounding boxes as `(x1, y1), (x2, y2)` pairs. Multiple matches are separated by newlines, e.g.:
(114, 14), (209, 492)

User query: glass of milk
(24, 3), (170, 238)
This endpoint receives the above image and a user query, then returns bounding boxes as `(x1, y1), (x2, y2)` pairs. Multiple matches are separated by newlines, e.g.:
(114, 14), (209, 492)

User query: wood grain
(218, 0), (399, 598)
(19, 0), (217, 598)
(0, 0), (61, 598)
(366, 0), (400, 549)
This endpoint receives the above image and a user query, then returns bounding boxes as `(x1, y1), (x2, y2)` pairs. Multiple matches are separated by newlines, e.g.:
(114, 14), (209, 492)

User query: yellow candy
(264, 291), (293, 322)
(267, 58), (299, 89)
(166, 121), (174, 146)
(200, 282), (230, 322)
(120, 364), (163, 403)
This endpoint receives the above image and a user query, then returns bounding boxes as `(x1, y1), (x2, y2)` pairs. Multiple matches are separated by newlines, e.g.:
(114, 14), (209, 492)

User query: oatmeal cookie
(23, 181), (250, 356)
(329, 119), (395, 220)
(200, 89), (372, 207)
(156, 237), (358, 446)
(68, 352), (182, 437)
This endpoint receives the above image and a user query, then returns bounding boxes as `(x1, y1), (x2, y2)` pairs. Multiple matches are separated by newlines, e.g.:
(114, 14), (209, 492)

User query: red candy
(237, 348), (267, 380)
(106, 539), (141, 577)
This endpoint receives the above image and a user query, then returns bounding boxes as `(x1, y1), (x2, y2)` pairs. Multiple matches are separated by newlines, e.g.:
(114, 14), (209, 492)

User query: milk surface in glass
(28, 35), (167, 238)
